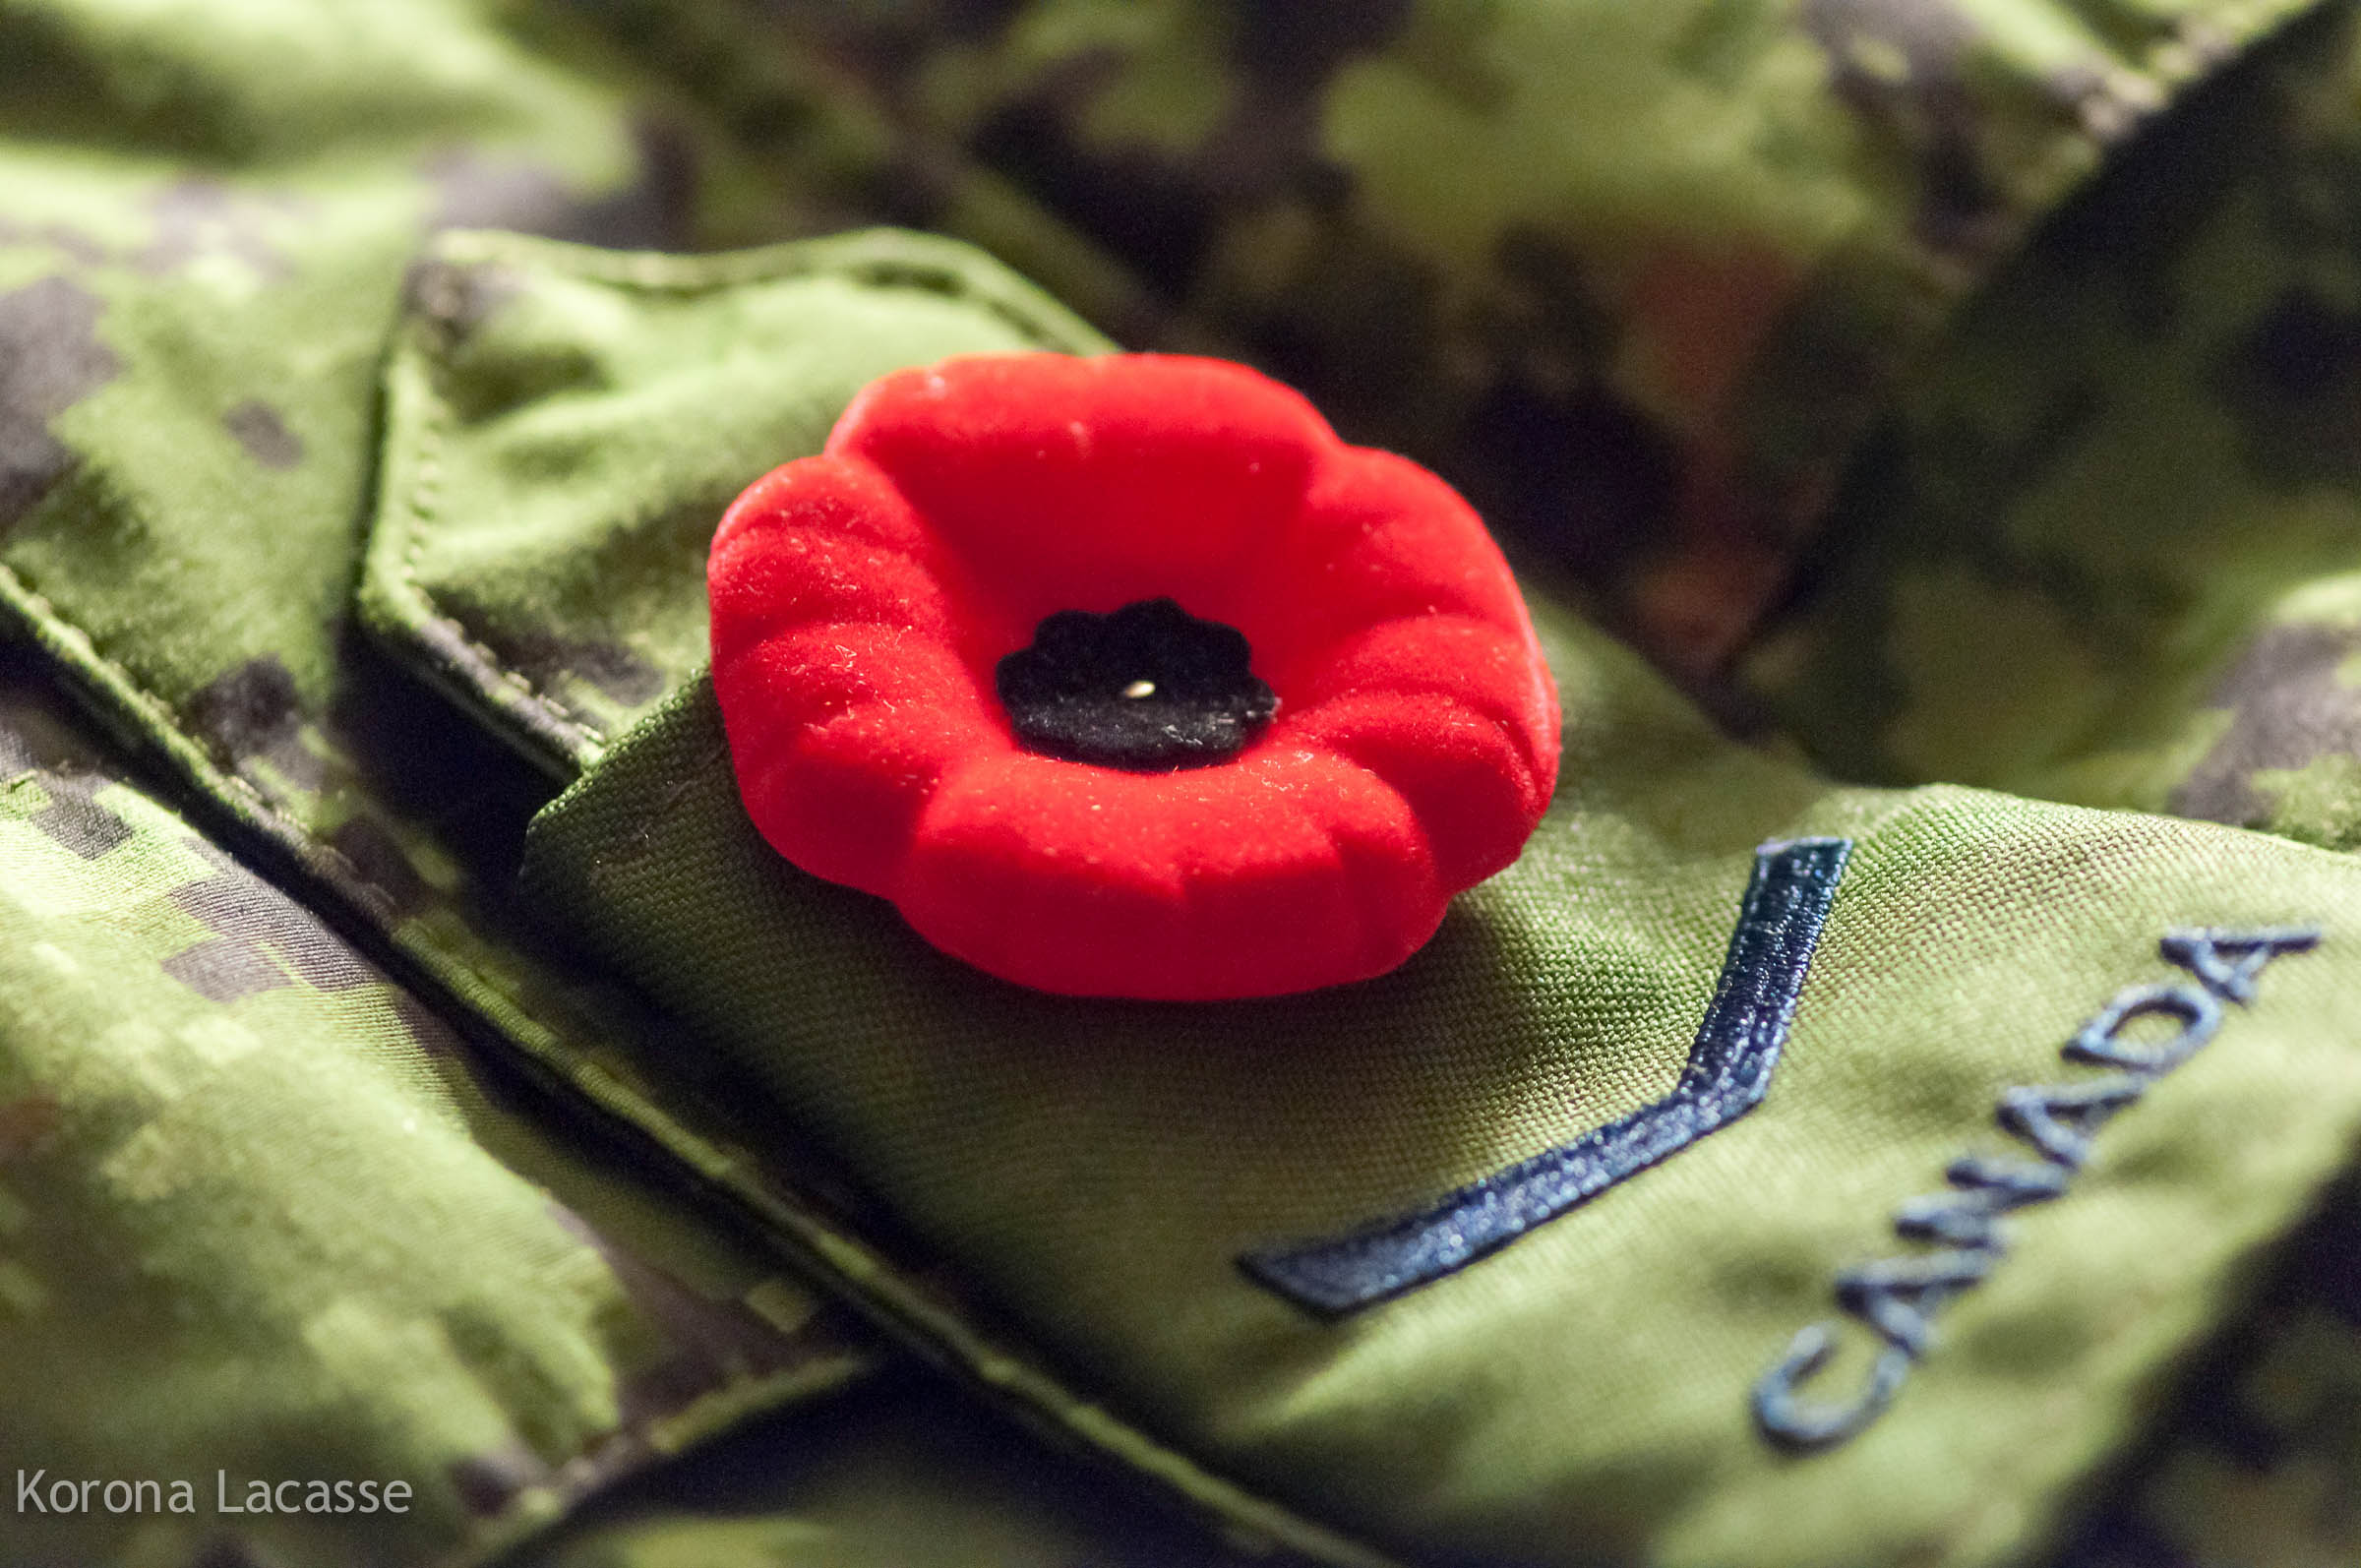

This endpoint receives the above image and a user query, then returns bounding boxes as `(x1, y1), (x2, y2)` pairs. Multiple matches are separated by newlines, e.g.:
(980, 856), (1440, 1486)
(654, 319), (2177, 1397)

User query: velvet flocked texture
(706, 354), (1562, 999)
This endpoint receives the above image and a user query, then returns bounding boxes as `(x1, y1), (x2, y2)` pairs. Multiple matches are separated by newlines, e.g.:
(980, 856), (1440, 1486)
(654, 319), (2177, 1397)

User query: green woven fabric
(575, 0), (2325, 665)
(516, 1372), (1248, 1568)
(0, 653), (869, 1568)
(523, 609), (2361, 1568)
(365, 227), (1110, 774)
(0, 2), (912, 1563)
(1741, 1), (2361, 828)
(1730, 7), (2361, 1560)
(10, 0), (2361, 1564)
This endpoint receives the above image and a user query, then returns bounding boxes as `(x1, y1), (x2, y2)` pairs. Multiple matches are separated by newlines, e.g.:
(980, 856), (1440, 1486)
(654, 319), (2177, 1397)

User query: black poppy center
(996, 597), (1278, 770)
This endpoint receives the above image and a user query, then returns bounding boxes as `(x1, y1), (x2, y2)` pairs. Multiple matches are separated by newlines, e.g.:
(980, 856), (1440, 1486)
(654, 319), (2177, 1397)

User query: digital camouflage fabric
(0, 2), (1172, 1565)
(569, 0), (2322, 669)
(1737, 5), (2361, 1560)
(6, 0), (2361, 1566)
(0, 649), (883, 1568)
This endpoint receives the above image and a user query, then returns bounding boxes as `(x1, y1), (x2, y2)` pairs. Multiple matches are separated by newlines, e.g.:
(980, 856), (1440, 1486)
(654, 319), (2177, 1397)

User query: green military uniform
(6, 2), (2361, 1564)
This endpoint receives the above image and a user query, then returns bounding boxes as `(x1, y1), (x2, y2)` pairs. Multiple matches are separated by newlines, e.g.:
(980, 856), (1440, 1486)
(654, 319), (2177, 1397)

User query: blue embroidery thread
(1753, 927), (2321, 1452)
(1241, 836), (1852, 1318)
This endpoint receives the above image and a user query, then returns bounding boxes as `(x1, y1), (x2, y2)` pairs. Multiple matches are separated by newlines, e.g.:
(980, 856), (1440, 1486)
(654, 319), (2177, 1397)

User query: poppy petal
(1284, 614), (1560, 788)
(711, 352), (1561, 999)
(1275, 692), (1548, 888)
(1241, 447), (1533, 681)
(836, 355), (1332, 628)
(897, 751), (1436, 998)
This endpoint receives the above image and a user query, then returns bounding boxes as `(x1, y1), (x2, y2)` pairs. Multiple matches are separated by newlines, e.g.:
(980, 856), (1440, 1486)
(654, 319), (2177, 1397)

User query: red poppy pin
(707, 353), (1560, 1000)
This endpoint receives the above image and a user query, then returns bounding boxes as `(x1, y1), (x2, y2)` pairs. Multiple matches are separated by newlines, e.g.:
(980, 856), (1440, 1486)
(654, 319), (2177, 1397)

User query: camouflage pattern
(2051, 1178), (2361, 1568)
(0, 2), (901, 1563)
(1737, 2), (2361, 831)
(1730, 8), (2361, 1563)
(369, 226), (1108, 771)
(0, 3), (1378, 1563)
(0, 646), (871, 1568)
(578, 0), (2314, 667)
(10, 0), (2361, 1563)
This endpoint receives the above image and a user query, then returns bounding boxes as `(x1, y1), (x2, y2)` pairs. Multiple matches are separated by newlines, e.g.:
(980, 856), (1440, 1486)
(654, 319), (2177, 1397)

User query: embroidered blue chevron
(1241, 836), (1852, 1318)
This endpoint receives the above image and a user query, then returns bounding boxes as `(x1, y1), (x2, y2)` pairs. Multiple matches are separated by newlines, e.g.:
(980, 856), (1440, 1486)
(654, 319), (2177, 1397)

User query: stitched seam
(0, 256), (1366, 1568)
(0, 558), (930, 1568)
(440, 1352), (872, 1568)
(389, 232), (1082, 759)
(396, 341), (607, 751)
(0, 556), (745, 1541)
(0, 563), (726, 1181)
(427, 231), (1087, 340)
(0, 563), (410, 908)
(0, 566), (727, 1216)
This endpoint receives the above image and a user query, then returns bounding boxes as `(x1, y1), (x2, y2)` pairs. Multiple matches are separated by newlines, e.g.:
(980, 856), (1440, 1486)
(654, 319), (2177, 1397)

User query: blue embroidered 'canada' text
(1751, 928), (2321, 1452)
